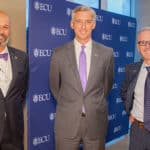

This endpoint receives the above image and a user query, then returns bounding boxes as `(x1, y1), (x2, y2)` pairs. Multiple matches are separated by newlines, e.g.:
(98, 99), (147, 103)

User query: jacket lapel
(131, 61), (143, 82)
(128, 61), (143, 95)
(0, 88), (4, 99)
(66, 41), (83, 93)
(85, 42), (99, 94)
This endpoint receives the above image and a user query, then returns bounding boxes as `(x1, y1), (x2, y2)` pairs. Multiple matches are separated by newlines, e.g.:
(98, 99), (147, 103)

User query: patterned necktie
(0, 53), (8, 61)
(144, 66), (150, 131)
(79, 45), (87, 92)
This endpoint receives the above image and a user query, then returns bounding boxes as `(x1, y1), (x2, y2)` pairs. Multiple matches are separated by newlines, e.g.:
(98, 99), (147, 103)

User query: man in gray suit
(50, 5), (114, 150)
(121, 27), (150, 150)
(0, 11), (28, 150)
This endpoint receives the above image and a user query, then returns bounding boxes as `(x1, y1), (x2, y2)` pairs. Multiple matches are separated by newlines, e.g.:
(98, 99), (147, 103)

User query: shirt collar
(0, 46), (9, 54)
(74, 39), (92, 50)
(142, 62), (150, 69)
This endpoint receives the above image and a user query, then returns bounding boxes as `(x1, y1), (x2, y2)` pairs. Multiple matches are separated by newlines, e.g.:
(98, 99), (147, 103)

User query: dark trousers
(0, 119), (23, 150)
(129, 122), (150, 150)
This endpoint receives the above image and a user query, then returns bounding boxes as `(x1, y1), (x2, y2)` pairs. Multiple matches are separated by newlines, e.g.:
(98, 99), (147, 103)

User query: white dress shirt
(0, 47), (12, 97)
(131, 63), (148, 122)
(74, 39), (92, 80)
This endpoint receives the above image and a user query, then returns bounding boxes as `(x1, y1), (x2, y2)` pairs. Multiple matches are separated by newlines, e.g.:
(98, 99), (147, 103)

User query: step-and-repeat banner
(28, 0), (136, 149)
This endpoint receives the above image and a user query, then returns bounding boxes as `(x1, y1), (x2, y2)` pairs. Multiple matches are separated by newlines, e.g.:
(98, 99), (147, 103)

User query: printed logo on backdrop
(126, 51), (133, 58)
(66, 8), (72, 17)
(33, 92), (51, 103)
(116, 97), (122, 104)
(33, 134), (50, 146)
(96, 15), (103, 22)
(33, 48), (53, 58)
(114, 125), (122, 133)
(34, 1), (53, 13)
(49, 113), (56, 121)
(101, 33), (112, 41)
(108, 113), (117, 121)
(50, 26), (67, 36)
(112, 17), (121, 25)
(118, 67), (125, 73)
(122, 110), (127, 116)
(120, 36), (128, 42)
(112, 83), (118, 89)
(128, 21), (136, 28)
(113, 51), (120, 58)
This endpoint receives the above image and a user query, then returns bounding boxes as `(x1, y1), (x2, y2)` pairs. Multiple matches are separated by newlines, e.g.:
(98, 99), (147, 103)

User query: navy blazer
(120, 61), (143, 115)
(0, 46), (29, 149)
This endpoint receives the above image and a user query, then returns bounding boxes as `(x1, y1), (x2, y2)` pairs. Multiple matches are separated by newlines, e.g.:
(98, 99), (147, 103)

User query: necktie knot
(0, 53), (8, 61)
(81, 45), (85, 51)
(146, 66), (150, 73)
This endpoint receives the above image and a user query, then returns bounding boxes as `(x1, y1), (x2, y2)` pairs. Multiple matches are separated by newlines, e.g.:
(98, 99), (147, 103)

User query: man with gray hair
(121, 26), (150, 150)
(50, 5), (114, 150)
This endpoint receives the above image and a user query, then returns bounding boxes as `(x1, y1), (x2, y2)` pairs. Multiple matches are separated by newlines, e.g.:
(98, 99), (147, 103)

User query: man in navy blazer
(121, 27), (150, 150)
(0, 11), (28, 150)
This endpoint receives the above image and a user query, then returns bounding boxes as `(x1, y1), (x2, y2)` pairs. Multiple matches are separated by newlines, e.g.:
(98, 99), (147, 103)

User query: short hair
(137, 26), (150, 42)
(138, 26), (150, 34)
(71, 5), (96, 21)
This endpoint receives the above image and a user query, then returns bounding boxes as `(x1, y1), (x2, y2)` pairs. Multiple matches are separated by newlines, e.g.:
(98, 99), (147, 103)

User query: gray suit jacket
(120, 61), (143, 115)
(0, 46), (28, 149)
(50, 40), (114, 140)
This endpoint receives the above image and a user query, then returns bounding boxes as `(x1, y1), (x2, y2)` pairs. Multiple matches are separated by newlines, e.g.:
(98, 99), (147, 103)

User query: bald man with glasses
(121, 26), (150, 150)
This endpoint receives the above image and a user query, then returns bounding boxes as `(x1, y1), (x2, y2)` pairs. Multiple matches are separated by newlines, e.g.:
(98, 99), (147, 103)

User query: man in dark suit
(0, 11), (28, 150)
(49, 5), (114, 150)
(121, 27), (150, 150)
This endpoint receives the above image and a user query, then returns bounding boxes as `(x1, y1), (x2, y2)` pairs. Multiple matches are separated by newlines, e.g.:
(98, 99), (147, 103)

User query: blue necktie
(0, 53), (8, 61)
(79, 45), (87, 92)
(144, 66), (150, 131)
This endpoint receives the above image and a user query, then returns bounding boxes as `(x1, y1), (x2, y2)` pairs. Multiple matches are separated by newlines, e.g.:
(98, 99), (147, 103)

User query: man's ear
(70, 21), (74, 29)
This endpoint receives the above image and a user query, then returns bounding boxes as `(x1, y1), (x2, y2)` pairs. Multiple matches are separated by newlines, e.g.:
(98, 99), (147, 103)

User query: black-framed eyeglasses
(138, 40), (150, 46)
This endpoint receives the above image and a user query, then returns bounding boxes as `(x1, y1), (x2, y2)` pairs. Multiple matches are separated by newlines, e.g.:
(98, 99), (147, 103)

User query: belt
(132, 118), (150, 133)
(133, 118), (144, 129)
(81, 112), (86, 117)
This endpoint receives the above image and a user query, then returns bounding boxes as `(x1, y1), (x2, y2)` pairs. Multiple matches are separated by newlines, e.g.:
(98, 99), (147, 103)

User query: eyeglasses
(138, 40), (150, 46)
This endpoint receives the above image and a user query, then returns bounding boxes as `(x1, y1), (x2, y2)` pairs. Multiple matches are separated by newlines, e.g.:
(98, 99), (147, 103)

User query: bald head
(0, 10), (10, 51)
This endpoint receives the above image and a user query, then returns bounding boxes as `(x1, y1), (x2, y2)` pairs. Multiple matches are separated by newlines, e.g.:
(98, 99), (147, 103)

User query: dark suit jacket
(50, 40), (114, 140)
(0, 46), (29, 149)
(120, 61), (143, 115)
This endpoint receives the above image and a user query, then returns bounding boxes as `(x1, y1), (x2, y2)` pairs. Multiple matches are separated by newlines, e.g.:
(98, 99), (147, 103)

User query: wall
(0, 0), (26, 51)
(101, 0), (107, 10)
